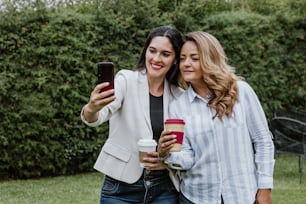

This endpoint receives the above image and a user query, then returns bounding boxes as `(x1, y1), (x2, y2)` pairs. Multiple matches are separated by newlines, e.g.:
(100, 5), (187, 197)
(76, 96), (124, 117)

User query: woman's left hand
(143, 151), (167, 170)
(255, 189), (272, 204)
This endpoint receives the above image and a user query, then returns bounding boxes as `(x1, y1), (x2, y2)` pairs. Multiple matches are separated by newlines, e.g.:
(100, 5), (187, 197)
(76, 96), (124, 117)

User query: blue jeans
(100, 170), (178, 204)
(179, 193), (194, 204)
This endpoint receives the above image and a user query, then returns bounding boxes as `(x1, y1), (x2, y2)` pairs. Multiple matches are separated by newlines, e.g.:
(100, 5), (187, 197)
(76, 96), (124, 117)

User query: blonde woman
(158, 31), (275, 204)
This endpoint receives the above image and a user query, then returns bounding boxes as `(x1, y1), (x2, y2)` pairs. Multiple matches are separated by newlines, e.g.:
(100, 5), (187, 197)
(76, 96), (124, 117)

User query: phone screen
(97, 62), (114, 91)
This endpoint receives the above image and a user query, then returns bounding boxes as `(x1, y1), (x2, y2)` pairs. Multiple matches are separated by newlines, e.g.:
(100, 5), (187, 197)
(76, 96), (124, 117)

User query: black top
(149, 94), (164, 143)
(148, 94), (169, 177)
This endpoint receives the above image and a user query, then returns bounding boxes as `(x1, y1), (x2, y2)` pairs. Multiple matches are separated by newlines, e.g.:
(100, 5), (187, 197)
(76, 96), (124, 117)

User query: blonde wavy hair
(184, 31), (242, 119)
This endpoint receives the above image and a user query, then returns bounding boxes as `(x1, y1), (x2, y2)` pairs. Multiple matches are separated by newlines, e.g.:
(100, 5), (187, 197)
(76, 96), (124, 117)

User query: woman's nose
(153, 53), (161, 61)
(183, 58), (191, 66)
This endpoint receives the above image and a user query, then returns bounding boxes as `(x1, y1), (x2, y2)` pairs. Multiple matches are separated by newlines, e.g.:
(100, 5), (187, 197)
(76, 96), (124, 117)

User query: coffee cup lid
(165, 119), (185, 125)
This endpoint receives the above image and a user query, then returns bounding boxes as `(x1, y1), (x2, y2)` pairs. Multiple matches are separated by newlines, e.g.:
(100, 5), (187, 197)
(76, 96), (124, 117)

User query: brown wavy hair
(184, 31), (243, 119)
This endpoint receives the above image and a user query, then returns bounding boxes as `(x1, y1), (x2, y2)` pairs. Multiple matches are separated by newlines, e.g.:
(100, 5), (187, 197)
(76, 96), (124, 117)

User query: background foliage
(0, 0), (305, 179)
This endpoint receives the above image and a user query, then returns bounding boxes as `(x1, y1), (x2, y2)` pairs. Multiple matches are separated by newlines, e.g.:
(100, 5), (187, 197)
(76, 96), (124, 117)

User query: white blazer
(81, 69), (183, 189)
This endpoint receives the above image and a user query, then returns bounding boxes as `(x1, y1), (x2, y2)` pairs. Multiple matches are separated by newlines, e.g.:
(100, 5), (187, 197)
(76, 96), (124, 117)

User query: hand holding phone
(97, 62), (114, 92)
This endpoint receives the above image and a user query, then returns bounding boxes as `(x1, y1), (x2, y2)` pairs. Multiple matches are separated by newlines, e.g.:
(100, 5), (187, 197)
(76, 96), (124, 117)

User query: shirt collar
(187, 84), (211, 103)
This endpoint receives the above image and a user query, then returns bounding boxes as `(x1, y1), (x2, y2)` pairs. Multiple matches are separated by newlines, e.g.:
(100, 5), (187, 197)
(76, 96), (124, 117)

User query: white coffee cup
(137, 139), (157, 168)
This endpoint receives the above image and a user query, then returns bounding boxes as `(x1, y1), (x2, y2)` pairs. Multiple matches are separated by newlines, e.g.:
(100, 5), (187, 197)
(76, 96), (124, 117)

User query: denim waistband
(143, 169), (169, 179)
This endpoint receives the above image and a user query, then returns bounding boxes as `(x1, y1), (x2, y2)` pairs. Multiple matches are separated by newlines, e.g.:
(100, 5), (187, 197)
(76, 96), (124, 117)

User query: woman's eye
(149, 49), (156, 54)
(162, 53), (170, 57)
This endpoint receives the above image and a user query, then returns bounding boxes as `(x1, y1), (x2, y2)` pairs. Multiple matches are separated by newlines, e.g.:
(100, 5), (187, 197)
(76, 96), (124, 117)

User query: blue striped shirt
(167, 81), (275, 204)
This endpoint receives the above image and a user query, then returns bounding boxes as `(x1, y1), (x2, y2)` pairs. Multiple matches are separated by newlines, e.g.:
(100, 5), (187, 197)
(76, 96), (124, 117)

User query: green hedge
(0, 4), (305, 179)
(201, 12), (305, 119)
(0, 3), (170, 179)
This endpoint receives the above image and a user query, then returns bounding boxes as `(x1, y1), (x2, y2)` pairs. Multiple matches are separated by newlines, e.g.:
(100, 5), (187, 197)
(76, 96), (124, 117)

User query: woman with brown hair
(81, 26), (183, 204)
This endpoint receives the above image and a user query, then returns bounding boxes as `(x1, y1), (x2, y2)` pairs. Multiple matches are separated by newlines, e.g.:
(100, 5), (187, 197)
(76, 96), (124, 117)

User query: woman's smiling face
(180, 41), (203, 85)
(145, 36), (176, 79)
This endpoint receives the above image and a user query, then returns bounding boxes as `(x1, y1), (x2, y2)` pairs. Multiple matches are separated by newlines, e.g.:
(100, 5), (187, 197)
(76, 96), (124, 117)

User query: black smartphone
(97, 62), (114, 92)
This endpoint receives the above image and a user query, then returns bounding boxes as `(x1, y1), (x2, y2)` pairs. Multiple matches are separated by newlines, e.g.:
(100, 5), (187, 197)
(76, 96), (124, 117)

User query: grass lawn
(0, 154), (305, 204)
(273, 154), (306, 204)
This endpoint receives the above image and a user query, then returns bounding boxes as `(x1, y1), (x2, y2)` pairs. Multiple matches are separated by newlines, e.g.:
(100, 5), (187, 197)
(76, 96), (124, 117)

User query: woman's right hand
(83, 82), (115, 122)
(157, 130), (177, 159)
(87, 82), (116, 112)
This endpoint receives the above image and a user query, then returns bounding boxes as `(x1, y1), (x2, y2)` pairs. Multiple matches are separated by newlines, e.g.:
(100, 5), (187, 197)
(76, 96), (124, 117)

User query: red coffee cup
(164, 119), (185, 152)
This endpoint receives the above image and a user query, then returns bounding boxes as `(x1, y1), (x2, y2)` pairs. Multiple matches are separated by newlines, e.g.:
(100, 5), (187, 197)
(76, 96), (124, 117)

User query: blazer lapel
(163, 81), (184, 121)
(137, 71), (152, 138)
(163, 80), (171, 121)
